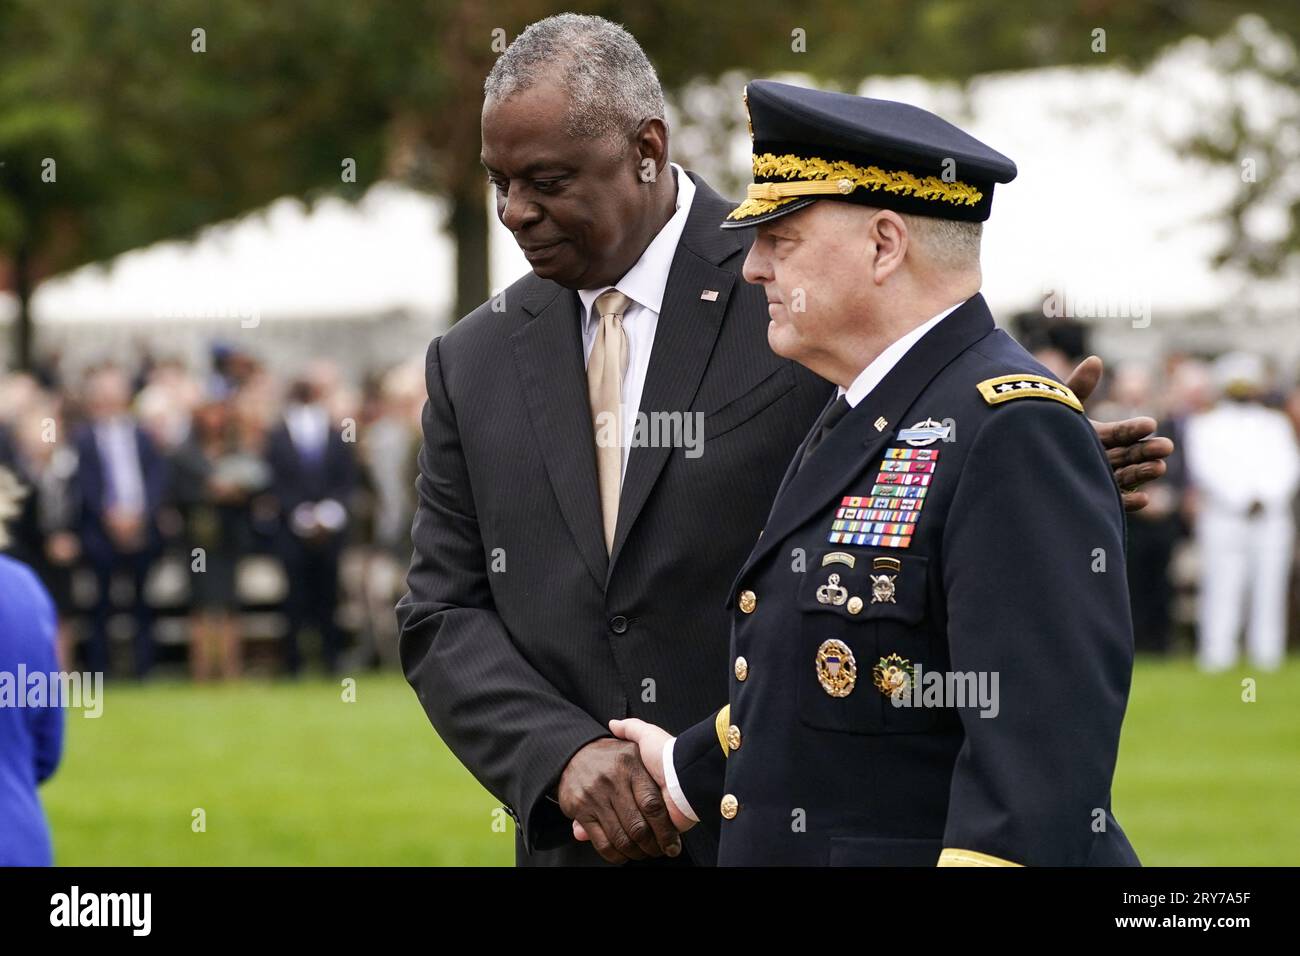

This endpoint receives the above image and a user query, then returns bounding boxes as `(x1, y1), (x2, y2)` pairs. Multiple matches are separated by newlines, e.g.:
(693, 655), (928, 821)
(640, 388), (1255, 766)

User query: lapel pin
(874, 416), (888, 432)
(700, 289), (719, 301)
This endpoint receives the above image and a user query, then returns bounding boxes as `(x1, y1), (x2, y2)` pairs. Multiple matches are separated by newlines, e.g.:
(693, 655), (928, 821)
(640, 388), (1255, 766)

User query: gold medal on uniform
(816, 639), (857, 697)
(872, 653), (913, 699)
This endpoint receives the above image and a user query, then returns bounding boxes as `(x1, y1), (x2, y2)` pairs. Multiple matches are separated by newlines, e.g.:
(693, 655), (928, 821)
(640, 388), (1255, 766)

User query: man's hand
(1066, 355), (1175, 513)
(105, 506), (144, 552)
(572, 719), (696, 844)
(556, 737), (681, 863)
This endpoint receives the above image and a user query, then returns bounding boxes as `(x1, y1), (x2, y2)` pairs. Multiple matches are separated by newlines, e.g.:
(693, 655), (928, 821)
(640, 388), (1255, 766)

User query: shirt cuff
(661, 737), (698, 823)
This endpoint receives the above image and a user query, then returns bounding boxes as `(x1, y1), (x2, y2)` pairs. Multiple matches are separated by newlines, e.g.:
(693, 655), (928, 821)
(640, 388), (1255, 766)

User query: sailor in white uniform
(1185, 352), (1300, 671)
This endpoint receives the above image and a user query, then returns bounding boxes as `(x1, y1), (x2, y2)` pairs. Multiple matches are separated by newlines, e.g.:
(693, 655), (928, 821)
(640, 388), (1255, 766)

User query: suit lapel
(606, 175), (745, 577)
(768, 390), (838, 508)
(737, 295), (996, 580)
(510, 280), (609, 589)
(607, 249), (733, 573)
(509, 172), (747, 591)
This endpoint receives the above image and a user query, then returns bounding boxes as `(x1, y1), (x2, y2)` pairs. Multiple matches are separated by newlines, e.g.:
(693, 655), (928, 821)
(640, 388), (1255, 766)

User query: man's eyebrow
(480, 159), (576, 177)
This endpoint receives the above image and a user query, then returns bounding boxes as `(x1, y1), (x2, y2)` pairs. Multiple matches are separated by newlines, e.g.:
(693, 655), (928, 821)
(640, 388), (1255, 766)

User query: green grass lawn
(43, 672), (516, 865)
(41, 659), (1299, 865)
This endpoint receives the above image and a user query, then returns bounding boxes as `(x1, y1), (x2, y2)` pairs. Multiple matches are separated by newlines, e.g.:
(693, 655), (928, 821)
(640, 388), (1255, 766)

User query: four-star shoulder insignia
(976, 374), (1083, 413)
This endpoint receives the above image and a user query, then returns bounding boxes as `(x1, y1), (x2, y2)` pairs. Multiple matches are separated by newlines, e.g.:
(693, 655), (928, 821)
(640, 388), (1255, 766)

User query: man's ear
(868, 210), (908, 285)
(634, 117), (670, 184)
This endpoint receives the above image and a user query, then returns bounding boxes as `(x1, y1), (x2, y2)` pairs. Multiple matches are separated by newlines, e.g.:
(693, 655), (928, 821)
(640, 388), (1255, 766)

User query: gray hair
(484, 14), (667, 142)
(900, 213), (982, 272)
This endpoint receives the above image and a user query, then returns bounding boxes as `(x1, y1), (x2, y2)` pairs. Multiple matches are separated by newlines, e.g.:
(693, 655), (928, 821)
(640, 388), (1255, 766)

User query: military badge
(872, 653), (914, 699)
(816, 639), (857, 697)
(896, 417), (951, 446)
(870, 573), (897, 604)
(976, 374), (1083, 412)
(815, 572), (849, 606)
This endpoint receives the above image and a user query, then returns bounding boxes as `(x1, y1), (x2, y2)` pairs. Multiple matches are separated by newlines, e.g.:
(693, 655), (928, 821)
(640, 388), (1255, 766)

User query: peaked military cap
(722, 79), (1017, 228)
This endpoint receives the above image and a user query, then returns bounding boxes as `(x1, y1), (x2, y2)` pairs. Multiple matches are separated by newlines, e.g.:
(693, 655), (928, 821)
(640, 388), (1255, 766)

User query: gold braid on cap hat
(727, 152), (985, 220)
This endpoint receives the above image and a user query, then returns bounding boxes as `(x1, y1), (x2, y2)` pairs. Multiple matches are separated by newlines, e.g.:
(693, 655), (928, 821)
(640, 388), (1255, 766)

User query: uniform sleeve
(396, 336), (610, 855)
(666, 705), (731, 840)
(938, 398), (1134, 866)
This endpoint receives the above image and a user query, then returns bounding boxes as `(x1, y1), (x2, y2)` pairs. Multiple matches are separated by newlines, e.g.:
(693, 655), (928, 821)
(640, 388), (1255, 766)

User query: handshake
(557, 718), (696, 863)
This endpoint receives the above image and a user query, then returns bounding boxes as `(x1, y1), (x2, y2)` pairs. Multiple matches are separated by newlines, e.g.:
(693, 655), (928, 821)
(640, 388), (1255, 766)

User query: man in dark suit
(73, 365), (168, 678)
(397, 14), (1170, 867)
(267, 375), (359, 676)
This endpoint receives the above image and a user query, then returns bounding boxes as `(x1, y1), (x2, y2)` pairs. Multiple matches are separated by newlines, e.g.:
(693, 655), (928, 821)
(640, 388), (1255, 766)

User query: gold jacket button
(726, 724), (742, 751)
(738, 590), (757, 614)
(847, 596), (863, 615)
(734, 656), (749, 681)
(720, 794), (740, 819)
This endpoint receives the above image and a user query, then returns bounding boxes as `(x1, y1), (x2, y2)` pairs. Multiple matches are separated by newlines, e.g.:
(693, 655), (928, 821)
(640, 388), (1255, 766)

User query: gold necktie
(589, 289), (632, 553)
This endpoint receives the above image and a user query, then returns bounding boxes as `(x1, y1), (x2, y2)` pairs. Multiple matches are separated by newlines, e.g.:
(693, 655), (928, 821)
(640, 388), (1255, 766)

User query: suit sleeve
(396, 335), (610, 854)
(25, 575), (64, 784)
(939, 398), (1134, 866)
(668, 705), (730, 841)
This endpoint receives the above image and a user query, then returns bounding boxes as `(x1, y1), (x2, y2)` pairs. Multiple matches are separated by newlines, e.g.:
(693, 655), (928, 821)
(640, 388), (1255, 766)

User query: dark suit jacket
(397, 171), (833, 866)
(265, 420), (359, 539)
(72, 420), (168, 563)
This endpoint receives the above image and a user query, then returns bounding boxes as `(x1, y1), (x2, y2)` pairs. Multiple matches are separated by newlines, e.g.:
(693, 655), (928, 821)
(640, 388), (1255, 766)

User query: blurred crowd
(0, 343), (426, 680)
(1020, 315), (1300, 673)
(2, 328), (1299, 680)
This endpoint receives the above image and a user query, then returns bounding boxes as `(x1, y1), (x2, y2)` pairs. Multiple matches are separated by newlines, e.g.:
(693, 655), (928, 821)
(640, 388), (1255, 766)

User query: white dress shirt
(576, 162), (696, 484)
(285, 402), (329, 462)
(661, 297), (970, 825)
(94, 415), (145, 512)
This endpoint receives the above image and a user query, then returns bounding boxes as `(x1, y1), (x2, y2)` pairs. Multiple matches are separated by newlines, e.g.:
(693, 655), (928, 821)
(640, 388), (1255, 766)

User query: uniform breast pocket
(796, 551), (936, 735)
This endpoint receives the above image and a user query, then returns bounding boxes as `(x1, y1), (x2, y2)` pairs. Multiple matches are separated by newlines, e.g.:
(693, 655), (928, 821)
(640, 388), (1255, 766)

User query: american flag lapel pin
(700, 289), (719, 301)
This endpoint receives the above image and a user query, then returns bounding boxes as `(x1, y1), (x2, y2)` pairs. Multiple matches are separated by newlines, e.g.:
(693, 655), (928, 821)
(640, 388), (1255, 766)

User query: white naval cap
(1212, 351), (1266, 397)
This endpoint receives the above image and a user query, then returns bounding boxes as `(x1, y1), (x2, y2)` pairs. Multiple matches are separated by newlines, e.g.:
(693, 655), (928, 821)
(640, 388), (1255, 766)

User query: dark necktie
(797, 395), (852, 472)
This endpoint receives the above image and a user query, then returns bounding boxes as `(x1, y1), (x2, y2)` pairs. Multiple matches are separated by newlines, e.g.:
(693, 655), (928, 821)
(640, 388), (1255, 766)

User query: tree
(4, 1), (1297, 369)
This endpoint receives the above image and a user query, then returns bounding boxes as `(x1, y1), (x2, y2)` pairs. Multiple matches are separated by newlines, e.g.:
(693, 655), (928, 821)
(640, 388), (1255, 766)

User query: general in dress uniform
(649, 80), (1141, 866)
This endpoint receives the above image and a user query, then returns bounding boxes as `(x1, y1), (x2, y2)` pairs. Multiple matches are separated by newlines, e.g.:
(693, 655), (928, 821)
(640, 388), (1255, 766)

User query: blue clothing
(0, 553), (64, 865)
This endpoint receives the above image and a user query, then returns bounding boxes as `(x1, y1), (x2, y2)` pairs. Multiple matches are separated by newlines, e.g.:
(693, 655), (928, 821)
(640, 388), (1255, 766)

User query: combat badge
(896, 417), (951, 446)
(816, 639), (857, 697)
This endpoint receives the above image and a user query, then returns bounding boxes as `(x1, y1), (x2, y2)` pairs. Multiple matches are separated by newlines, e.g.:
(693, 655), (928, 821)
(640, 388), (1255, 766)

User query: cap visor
(719, 197), (817, 229)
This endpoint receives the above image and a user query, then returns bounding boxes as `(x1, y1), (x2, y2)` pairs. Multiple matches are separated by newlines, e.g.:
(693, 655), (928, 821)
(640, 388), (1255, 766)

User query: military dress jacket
(672, 293), (1141, 867)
